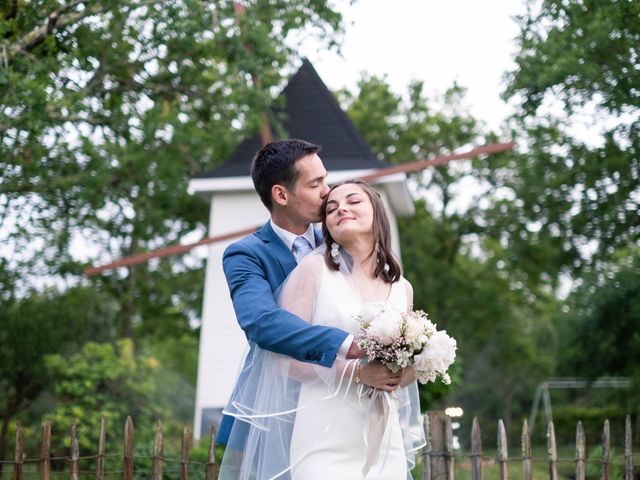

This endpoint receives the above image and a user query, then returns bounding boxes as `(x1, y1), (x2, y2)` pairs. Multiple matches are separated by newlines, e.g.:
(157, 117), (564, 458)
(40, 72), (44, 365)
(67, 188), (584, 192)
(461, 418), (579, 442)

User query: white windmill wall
(193, 191), (269, 439)
(192, 176), (411, 439)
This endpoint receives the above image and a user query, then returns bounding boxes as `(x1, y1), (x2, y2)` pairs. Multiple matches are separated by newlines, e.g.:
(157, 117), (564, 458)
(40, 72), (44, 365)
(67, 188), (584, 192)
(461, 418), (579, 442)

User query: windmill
(85, 58), (512, 440)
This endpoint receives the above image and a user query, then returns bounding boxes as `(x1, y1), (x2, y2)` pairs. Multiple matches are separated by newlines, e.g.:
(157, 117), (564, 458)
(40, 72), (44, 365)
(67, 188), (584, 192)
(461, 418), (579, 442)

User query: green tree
(501, 0), (640, 275)
(342, 75), (557, 433)
(496, 0), (639, 415)
(0, 0), (346, 462)
(559, 252), (640, 382)
(1, 0), (345, 337)
(0, 284), (117, 470)
(398, 201), (557, 435)
(44, 339), (171, 454)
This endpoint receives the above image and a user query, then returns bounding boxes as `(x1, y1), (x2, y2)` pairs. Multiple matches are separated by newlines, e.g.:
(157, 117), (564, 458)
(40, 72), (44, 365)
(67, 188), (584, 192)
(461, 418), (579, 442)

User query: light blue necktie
(292, 236), (313, 263)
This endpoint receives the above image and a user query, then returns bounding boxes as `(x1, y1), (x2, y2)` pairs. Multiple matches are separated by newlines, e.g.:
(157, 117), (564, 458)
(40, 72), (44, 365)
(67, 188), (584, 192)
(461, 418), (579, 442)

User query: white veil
(219, 246), (425, 480)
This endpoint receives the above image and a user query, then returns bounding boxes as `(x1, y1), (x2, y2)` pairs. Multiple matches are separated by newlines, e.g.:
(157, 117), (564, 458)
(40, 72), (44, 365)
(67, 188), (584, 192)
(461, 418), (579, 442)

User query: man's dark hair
(250, 139), (321, 210)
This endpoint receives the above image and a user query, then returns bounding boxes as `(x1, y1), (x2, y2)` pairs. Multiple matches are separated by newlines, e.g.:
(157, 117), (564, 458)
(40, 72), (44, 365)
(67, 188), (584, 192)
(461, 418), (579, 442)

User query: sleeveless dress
(289, 262), (409, 479)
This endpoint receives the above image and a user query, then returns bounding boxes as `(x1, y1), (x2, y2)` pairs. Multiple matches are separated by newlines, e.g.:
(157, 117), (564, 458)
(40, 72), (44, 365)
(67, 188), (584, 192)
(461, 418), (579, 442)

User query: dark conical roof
(196, 59), (387, 178)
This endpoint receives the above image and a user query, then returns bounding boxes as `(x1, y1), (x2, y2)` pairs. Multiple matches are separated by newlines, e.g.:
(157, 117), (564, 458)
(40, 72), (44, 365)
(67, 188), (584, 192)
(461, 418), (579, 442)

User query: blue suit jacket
(216, 221), (349, 445)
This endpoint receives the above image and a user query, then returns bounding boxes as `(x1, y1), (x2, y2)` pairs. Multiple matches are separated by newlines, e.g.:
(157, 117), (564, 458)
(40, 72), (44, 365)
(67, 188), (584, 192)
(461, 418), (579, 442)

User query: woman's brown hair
(321, 179), (402, 283)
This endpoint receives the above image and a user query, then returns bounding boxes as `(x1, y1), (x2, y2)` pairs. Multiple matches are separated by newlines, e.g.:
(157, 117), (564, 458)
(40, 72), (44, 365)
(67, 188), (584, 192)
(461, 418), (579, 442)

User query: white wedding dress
(287, 258), (413, 479)
(219, 253), (424, 480)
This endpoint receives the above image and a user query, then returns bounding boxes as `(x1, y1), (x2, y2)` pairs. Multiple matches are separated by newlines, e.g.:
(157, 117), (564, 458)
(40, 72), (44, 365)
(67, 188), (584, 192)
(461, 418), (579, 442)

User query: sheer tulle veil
(219, 246), (425, 480)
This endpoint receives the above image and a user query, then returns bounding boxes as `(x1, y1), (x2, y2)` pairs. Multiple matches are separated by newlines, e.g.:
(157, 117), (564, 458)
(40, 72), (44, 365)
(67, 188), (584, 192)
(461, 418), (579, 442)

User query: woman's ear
(271, 184), (288, 207)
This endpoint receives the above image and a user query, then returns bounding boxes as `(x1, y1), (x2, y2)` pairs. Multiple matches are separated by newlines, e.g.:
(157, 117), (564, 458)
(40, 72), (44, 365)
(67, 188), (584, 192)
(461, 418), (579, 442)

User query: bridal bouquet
(354, 304), (457, 384)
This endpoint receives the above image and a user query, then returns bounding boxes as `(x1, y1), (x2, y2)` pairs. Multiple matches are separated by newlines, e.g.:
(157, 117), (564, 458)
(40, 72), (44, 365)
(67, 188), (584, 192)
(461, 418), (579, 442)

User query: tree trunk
(0, 397), (19, 476)
(503, 387), (514, 436)
(0, 413), (8, 476)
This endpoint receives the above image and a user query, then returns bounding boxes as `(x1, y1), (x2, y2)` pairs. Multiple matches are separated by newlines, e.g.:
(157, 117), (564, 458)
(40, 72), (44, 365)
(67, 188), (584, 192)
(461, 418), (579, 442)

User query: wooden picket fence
(2, 412), (636, 480)
(3, 417), (219, 480)
(422, 412), (636, 480)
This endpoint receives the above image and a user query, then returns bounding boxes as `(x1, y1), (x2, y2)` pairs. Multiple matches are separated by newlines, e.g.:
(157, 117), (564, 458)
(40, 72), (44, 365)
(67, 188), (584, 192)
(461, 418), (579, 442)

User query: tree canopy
(501, 0), (639, 275)
(0, 0), (346, 463)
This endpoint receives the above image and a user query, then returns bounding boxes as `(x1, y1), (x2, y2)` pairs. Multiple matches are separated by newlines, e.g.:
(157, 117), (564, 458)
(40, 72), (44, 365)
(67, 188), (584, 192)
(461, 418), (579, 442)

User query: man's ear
(271, 184), (289, 207)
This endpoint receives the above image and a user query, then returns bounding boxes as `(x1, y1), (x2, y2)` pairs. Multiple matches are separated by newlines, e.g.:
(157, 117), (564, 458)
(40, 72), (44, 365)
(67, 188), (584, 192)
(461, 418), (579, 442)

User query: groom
(218, 139), (401, 446)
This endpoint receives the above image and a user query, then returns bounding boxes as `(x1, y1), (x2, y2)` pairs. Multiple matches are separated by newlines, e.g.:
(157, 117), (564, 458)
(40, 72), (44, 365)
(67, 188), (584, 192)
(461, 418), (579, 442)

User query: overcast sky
(298, 0), (527, 132)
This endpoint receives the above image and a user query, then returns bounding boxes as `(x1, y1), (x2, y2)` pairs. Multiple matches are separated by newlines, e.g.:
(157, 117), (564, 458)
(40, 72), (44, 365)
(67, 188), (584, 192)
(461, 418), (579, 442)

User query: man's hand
(359, 361), (403, 392)
(399, 366), (416, 388)
(346, 341), (365, 359)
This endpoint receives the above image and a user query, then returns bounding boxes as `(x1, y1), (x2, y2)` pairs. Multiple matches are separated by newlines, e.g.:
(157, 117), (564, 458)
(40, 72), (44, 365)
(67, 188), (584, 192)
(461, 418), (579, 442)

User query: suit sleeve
(222, 242), (348, 368)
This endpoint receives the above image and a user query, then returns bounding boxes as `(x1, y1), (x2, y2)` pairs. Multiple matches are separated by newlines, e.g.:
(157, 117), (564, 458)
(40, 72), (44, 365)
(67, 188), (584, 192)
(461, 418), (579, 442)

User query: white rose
(404, 314), (425, 344)
(423, 319), (437, 337)
(367, 306), (402, 345)
(415, 330), (457, 373)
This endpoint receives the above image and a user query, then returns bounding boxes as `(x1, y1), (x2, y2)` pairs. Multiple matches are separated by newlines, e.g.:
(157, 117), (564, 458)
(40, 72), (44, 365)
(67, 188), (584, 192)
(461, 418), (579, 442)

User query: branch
(8, 3), (107, 59)
(0, 173), (86, 195)
(43, 106), (113, 127)
(6, 0), (165, 62)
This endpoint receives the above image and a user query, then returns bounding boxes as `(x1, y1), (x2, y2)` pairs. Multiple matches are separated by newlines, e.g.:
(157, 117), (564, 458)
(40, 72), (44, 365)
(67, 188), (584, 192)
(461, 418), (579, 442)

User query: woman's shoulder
(397, 276), (414, 308)
(295, 252), (326, 275)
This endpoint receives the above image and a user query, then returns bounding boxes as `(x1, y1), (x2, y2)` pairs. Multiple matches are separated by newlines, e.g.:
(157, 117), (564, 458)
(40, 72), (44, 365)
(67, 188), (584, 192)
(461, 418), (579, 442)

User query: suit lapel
(255, 222), (297, 278)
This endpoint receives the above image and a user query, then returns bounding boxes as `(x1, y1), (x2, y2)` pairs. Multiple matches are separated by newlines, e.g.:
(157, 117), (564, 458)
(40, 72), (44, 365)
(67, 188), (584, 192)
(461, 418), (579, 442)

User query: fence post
(205, 424), (218, 480)
(123, 417), (134, 480)
(96, 416), (105, 480)
(422, 415), (431, 480)
(180, 423), (190, 480)
(152, 420), (163, 480)
(69, 420), (79, 480)
(547, 421), (558, 480)
(12, 421), (23, 480)
(40, 420), (51, 480)
(426, 411), (446, 480)
(471, 417), (483, 480)
(601, 419), (611, 480)
(497, 419), (508, 480)
(522, 419), (532, 480)
(625, 415), (633, 480)
(444, 415), (454, 480)
(575, 421), (586, 480)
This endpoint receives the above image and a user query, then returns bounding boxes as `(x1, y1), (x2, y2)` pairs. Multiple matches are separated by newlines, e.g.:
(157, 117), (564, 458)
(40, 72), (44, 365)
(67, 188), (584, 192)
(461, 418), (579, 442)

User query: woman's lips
(337, 217), (355, 225)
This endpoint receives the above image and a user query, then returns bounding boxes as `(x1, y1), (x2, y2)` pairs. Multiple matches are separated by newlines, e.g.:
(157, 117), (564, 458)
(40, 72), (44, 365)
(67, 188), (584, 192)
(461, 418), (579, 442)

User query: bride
(220, 180), (425, 479)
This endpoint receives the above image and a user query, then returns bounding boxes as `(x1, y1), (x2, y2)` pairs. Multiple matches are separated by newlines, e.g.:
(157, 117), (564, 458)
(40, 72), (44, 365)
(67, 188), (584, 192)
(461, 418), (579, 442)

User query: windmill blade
(84, 141), (514, 276)
(83, 226), (261, 276)
(359, 141), (514, 181)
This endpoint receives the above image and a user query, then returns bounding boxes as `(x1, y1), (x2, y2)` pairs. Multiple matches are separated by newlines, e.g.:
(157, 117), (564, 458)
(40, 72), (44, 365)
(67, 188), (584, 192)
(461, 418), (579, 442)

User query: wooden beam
(84, 226), (260, 276)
